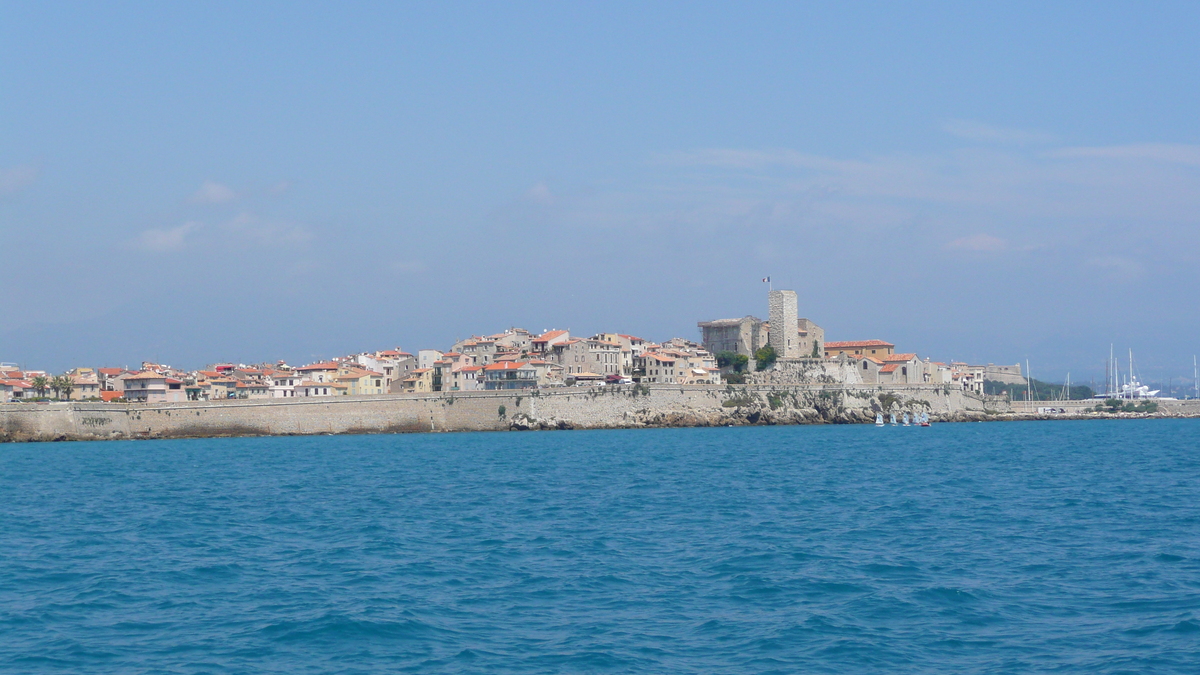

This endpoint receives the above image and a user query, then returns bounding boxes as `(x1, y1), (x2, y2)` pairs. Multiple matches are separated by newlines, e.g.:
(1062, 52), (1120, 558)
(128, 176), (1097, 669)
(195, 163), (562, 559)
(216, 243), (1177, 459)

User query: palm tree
(59, 375), (75, 401)
(50, 375), (67, 400)
(31, 375), (49, 398)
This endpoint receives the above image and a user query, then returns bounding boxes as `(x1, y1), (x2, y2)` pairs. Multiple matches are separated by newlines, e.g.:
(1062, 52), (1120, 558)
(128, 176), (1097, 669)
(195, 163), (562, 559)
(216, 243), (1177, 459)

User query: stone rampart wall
(0, 384), (994, 443)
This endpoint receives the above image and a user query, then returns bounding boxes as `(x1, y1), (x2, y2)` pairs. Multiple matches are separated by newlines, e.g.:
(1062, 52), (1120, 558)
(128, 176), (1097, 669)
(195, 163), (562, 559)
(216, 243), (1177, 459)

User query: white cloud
(1087, 255), (1145, 281)
(135, 222), (201, 252)
(0, 165), (38, 194)
(942, 120), (1056, 144)
(220, 212), (311, 246)
(524, 182), (554, 205)
(946, 234), (1008, 252)
(1048, 143), (1200, 167)
(190, 180), (237, 204)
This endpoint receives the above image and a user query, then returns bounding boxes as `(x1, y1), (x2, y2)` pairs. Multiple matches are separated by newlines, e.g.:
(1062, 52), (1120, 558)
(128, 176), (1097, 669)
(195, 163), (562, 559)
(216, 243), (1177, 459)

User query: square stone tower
(768, 289), (800, 359)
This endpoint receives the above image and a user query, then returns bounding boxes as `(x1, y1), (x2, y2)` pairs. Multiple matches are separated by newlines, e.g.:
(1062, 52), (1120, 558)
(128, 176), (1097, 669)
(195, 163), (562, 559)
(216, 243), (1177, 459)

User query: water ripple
(2, 419), (1199, 673)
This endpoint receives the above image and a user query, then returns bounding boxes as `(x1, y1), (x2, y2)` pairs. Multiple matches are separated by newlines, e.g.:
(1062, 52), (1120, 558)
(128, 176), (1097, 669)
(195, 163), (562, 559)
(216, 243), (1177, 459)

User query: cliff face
(0, 384), (992, 443)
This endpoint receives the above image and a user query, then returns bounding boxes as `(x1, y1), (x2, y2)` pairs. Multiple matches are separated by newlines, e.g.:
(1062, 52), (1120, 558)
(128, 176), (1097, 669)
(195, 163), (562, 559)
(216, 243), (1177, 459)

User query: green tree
(31, 375), (49, 398)
(58, 375), (75, 401)
(50, 375), (69, 400)
(716, 351), (750, 373)
(811, 341), (822, 358)
(754, 345), (777, 371)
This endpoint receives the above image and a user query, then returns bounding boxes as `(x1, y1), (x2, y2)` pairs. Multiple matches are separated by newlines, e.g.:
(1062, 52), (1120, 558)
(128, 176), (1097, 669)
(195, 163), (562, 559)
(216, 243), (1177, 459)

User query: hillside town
(1, 291), (1023, 404)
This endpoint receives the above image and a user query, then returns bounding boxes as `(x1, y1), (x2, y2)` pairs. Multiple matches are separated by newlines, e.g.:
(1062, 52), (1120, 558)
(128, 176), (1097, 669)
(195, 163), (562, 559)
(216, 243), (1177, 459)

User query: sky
(2, 2), (1199, 385)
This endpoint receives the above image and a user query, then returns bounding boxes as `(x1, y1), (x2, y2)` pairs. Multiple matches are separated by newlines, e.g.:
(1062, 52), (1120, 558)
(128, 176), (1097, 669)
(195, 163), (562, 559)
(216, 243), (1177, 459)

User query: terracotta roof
(483, 361), (529, 371)
(862, 356), (885, 365)
(124, 371), (167, 380)
(825, 340), (895, 349)
(100, 391), (124, 402)
(459, 366), (484, 372)
(880, 364), (900, 373)
(295, 362), (340, 371)
(97, 368), (125, 376)
(883, 353), (918, 362)
(532, 329), (568, 343)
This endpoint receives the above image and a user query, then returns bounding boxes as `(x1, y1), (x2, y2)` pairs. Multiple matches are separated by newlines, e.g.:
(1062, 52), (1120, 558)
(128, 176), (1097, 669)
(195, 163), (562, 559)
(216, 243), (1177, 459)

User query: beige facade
(336, 367), (386, 396)
(294, 362), (340, 383)
(123, 372), (187, 403)
(69, 374), (101, 400)
(698, 316), (766, 357)
(640, 353), (680, 384)
(548, 338), (623, 376)
(825, 340), (895, 359)
(400, 368), (435, 393)
(531, 330), (570, 354)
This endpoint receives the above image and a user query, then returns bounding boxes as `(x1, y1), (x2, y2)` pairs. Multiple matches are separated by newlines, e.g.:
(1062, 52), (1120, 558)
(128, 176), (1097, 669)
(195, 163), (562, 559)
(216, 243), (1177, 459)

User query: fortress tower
(767, 289), (800, 359)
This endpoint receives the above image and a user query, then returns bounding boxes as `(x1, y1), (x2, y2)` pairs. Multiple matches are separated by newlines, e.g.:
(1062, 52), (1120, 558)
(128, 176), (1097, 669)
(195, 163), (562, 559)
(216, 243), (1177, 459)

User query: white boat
(889, 413), (897, 426)
(1094, 347), (1162, 399)
(902, 413), (910, 426)
(875, 413), (885, 427)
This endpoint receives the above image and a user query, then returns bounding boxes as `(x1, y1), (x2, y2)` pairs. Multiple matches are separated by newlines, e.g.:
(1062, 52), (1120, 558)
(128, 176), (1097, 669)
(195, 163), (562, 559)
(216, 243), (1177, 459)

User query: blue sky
(3, 2), (1199, 384)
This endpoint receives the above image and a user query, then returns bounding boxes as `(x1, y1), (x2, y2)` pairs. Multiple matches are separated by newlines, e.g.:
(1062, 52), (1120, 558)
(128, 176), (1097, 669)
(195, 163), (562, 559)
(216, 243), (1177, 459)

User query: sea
(2, 420), (1199, 674)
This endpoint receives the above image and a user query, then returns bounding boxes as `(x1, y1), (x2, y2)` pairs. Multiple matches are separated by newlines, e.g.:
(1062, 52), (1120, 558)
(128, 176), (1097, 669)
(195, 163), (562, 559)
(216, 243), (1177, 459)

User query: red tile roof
(883, 353), (918, 362)
(125, 371), (167, 380)
(532, 330), (568, 343)
(880, 364), (900, 373)
(825, 340), (895, 349)
(296, 362), (340, 371)
(483, 361), (528, 371)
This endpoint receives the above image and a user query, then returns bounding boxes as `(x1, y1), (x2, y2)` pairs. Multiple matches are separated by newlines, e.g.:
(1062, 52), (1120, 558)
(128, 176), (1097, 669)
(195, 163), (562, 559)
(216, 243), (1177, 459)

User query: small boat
(902, 412), (910, 426)
(919, 412), (931, 427)
(889, 413), (897, 426)
(875, 413), (885, 427)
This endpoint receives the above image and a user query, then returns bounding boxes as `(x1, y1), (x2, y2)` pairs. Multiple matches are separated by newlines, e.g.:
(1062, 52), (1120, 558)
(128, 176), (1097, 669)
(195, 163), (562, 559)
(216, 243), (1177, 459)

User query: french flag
(761, 276), (770, 283)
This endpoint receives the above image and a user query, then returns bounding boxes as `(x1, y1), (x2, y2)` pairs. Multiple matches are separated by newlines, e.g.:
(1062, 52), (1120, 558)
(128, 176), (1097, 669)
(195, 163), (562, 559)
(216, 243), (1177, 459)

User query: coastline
(3, 384), (1197, 443)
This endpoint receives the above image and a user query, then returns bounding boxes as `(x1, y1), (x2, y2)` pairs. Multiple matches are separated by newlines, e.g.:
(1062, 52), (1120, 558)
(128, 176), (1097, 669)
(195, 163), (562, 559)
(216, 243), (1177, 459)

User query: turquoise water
(2, 420), (1199, 673)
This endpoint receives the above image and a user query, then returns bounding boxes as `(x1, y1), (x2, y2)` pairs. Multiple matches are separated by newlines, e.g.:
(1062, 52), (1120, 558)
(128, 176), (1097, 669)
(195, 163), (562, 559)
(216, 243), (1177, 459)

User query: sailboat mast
(1109, 344), (1114, 397)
